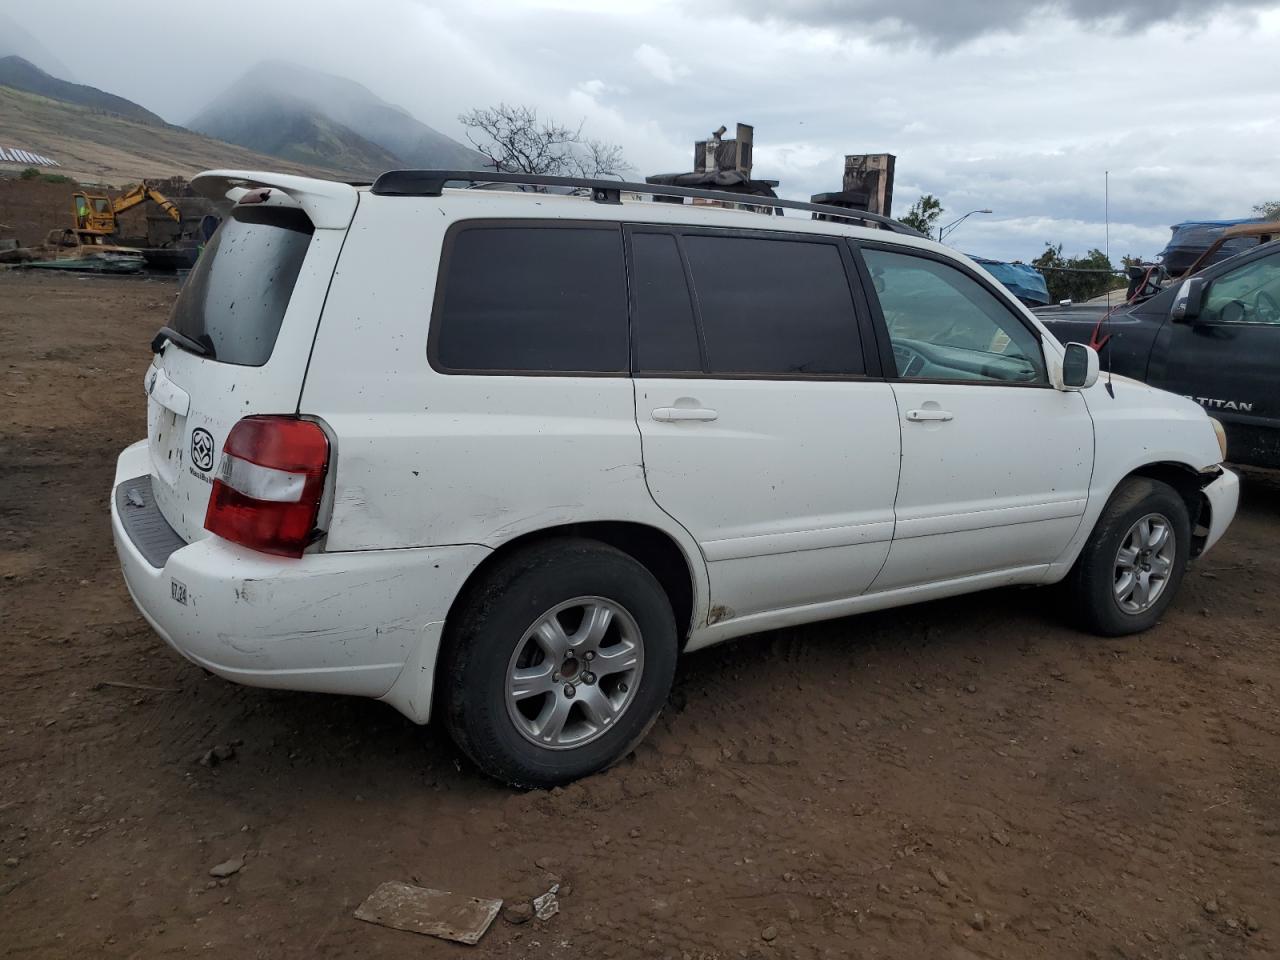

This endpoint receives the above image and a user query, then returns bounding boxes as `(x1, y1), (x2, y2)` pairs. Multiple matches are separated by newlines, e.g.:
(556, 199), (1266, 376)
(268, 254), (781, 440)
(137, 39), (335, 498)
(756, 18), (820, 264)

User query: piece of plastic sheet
(969, 256), (1051, 306)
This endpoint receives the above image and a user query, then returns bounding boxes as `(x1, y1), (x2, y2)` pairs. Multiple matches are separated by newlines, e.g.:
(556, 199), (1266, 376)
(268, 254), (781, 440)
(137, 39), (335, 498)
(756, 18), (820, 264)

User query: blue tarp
(969, 256), (1051, 306)
(1159, 218), (1267, 273)
(1167, 217), (1262, 229)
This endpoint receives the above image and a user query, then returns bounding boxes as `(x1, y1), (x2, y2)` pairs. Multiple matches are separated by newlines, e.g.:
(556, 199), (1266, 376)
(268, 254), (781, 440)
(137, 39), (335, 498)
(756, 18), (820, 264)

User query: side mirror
(1058, 342), (1099, 390)
(1171, 277), (1208, 322)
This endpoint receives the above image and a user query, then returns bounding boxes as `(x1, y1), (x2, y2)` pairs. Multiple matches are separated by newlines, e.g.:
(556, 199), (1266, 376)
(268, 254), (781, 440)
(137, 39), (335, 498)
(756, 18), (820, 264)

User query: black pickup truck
(1034, 238), (1280, 468)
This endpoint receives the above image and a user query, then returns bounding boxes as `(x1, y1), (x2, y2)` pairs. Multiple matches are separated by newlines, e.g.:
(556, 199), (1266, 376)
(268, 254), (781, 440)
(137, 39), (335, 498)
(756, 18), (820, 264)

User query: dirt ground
(2, 270), (1278, 960)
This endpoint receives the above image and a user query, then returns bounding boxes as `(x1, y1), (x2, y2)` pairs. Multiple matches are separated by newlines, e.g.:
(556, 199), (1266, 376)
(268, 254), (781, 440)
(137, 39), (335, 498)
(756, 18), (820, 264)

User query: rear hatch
(143, 172), (357, 544)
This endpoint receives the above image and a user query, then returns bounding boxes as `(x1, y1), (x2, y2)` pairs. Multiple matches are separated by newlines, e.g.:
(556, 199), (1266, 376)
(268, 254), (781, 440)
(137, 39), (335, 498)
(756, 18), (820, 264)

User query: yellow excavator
(71, 182), (181, 241)
(30, 181), (210, 273)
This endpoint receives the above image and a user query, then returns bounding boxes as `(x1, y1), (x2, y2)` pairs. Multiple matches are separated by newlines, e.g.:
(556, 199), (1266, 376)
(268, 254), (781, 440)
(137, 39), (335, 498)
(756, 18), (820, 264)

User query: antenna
(1104, 171), (1111, 308)
(1103, 170), (1115, 398)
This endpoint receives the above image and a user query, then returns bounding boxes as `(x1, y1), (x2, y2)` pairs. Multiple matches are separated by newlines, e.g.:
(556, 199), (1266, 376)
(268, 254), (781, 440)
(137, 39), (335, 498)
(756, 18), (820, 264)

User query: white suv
(111, 169), (1239, 786)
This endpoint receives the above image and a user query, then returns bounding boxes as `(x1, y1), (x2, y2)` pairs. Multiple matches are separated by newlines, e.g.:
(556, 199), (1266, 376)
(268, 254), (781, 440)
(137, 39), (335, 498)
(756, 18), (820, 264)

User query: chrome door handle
(652, 407), (718, 423)
(905, 408), (954, 422)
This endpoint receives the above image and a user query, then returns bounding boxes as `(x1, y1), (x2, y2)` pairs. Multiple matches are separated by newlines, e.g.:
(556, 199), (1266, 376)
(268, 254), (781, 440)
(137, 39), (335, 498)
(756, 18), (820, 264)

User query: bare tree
(458, 103), (630, 179)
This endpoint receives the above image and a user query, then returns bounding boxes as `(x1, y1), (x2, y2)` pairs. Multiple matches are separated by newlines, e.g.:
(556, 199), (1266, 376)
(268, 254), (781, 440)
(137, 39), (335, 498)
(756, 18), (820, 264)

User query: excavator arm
(146, 189), (181, 223)
(71, 182), (183, 240)
(111, 184), (181, 223)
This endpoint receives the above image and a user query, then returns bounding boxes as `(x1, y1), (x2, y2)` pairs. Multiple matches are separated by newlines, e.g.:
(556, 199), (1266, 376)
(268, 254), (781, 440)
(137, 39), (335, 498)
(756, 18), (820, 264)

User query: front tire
(439, 538), (677, 788)
(1064, 477), (1191, 636)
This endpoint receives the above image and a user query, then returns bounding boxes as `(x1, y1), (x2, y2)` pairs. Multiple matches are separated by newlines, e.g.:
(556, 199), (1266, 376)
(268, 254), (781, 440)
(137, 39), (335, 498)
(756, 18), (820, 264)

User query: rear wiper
(151, 326), (211, 358)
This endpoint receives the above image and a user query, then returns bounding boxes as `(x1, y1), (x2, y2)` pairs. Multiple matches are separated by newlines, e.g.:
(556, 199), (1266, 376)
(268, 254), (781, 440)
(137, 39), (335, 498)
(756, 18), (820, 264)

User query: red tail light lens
(204, 416), (330, 558)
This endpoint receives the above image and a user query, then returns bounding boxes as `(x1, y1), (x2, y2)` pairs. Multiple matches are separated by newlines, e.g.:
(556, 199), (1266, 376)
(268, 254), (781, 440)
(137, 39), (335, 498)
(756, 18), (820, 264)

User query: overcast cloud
(6, 0), (1279, 261)
(738, 0), (1278, 46)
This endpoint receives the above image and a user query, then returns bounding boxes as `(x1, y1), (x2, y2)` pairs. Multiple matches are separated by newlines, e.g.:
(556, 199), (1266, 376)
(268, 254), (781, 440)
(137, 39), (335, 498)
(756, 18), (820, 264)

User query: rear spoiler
(190, 170), (359, 230)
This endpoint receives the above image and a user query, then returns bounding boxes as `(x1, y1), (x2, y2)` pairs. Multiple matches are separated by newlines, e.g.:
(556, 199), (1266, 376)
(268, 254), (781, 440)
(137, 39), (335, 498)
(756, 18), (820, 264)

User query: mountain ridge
(0, 84), (351, 186)
(189, 61), (486, 178)
(0, 56), (165, 126)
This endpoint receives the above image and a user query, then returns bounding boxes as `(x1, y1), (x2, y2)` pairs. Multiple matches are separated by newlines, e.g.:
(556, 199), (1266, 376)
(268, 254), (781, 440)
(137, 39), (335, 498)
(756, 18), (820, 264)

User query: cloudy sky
(7, 0), (1280, 260)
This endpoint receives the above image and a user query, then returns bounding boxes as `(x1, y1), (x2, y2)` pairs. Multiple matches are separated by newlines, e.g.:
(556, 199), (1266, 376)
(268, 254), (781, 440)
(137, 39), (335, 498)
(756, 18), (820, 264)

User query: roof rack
(369, 169), (924, 237)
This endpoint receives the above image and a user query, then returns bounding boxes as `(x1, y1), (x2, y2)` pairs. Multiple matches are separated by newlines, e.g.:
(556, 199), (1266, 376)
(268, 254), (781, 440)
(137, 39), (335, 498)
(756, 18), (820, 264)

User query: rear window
(431, 224), (628, 374)
(168, 206), (314, 366)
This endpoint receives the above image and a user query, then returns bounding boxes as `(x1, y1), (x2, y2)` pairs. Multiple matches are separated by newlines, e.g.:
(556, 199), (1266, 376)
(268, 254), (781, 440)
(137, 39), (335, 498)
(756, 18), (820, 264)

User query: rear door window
(629, 232), (702, 373)
(680, 234), (864, 376)
(168, 206), (314, 366)
(432, 224), (628, 374)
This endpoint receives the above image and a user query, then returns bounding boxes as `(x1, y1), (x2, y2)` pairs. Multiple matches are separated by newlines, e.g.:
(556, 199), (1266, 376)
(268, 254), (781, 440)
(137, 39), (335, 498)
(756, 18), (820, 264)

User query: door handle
(905, 408), (954, 422)
(652, 406), (718, 423)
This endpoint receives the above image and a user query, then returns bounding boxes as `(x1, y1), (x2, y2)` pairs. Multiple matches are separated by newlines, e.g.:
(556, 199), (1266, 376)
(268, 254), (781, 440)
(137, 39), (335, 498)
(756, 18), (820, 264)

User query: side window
(863, 248), (1045, 384)
(433, 224), (628, 373)
(1201, 251), (1280, 324)
(680, 234), (864, 376)
(630, 232), (702, 372)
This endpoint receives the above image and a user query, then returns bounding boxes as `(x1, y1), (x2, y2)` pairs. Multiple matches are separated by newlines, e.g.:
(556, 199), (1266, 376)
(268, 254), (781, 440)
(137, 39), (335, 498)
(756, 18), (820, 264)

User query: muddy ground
(2, 270), (1278, 959)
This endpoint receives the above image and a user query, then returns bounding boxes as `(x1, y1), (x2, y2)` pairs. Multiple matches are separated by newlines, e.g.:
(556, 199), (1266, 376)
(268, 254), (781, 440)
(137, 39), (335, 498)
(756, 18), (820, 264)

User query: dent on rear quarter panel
(299, 194), (707, 600)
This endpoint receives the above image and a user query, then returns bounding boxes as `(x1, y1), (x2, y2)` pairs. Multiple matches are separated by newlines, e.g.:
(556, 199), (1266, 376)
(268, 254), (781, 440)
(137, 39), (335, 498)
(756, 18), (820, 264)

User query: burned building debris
(811, 153), (896, 218)
(646, 122), (779, 211)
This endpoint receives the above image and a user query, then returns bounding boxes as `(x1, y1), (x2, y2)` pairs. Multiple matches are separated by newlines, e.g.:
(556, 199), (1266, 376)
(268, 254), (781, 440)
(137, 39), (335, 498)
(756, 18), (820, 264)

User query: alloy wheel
(504, 597), (645, 749)
(1113, 512), (1176, 614)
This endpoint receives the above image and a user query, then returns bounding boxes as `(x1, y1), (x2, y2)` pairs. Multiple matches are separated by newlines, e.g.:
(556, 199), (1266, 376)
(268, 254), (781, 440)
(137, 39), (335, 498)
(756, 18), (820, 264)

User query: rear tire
(1064, 477), (1190, 636)
(439, 538), (677, 788)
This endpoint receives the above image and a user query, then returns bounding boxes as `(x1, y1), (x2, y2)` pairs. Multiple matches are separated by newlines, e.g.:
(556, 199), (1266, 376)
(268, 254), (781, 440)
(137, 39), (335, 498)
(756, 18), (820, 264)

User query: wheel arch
(443, 520), (700, 654)
(379, 521), (703, 727)
(1051, 458), (1217, 584)
(429, 523), (692, 785)
(1124, 461), (1215, 557)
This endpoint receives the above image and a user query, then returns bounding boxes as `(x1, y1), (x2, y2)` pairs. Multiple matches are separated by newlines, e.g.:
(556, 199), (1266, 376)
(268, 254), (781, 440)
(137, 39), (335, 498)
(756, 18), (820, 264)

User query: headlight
(1209, 417), (1228, 461)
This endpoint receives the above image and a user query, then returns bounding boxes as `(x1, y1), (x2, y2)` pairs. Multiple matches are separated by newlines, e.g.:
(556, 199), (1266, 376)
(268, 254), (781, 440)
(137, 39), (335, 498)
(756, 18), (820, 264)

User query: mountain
(0, 84), (350, 186)
(189, 62), (485, 178)
(0, 56), (166, 126)
(190, 86), (402, 179)
(0, 13), (75, 81)
(254, 63), (486, 169)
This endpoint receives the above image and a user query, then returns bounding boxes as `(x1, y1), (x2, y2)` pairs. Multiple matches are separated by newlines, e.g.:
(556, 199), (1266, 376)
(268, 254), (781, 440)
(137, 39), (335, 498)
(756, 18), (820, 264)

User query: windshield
(167, 206), (314, 366)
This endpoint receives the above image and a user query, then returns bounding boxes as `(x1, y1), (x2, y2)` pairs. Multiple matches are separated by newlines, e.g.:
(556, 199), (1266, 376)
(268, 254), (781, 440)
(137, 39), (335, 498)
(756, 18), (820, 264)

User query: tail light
(204, 416), (330, 558)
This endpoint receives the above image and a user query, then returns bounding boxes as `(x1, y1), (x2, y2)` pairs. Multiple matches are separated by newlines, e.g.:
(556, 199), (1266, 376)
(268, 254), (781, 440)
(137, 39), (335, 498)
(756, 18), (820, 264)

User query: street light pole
(937, 209), (993, 243)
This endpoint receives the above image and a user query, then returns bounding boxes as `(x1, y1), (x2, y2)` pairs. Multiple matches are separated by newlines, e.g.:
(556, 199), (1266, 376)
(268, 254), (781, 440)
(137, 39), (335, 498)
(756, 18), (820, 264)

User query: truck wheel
(1065, 477), (1190, 636)
(439, 538), (677, 788)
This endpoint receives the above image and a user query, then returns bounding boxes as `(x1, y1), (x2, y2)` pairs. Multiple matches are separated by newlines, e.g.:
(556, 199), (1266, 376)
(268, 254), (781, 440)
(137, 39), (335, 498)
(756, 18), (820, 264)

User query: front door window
(862, 248), (1045, 384)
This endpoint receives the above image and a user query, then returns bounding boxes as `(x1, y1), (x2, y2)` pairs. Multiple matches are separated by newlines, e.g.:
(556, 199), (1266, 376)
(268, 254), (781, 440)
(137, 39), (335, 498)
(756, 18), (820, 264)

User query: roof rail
(369, 169), (924, 237)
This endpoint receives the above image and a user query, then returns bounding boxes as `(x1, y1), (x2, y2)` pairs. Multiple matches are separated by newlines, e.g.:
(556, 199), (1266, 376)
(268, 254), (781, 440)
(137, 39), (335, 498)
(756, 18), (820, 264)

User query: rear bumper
(1200, 467), (1239, 557)
(111, 440), (488, 720)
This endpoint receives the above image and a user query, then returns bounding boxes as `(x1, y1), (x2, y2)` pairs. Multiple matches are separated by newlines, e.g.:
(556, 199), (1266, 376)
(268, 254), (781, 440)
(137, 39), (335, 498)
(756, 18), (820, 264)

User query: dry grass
(0, 86), (348, 187)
